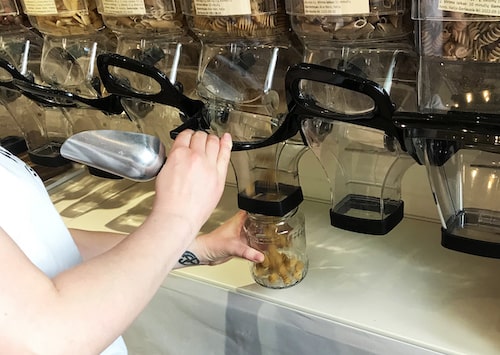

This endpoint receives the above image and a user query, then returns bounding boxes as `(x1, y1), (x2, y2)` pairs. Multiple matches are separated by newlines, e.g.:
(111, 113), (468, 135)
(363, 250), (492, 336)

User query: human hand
(151, 130), (232, 237)
(176, 211), (265, 267)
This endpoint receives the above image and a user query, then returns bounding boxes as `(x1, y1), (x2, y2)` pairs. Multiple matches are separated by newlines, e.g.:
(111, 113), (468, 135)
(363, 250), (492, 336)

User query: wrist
(173, 236), (211, 269)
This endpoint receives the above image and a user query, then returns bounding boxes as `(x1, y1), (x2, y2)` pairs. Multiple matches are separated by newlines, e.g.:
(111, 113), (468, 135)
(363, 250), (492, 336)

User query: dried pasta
(246, 216), (307, 289)
(288, 0), (410, 42)
(185, 0), (288, 39)
(24, 0), (104, 35)
(99, 0), (185, 34)
(0, 0), (31, 30)
(419, 0), (500, 62)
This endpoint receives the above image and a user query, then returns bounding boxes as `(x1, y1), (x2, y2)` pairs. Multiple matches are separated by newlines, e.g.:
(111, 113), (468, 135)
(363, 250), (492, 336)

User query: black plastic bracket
(330, 194), (404, 235)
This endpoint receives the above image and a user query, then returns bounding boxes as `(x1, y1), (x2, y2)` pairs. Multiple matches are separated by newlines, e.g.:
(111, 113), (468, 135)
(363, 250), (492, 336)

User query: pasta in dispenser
(19, 0), (104, 36)
(285, 0), (411, 44)
(414, 0), (500, 113)
(95, 0), (185, 35)
(180, 0), (289, 39)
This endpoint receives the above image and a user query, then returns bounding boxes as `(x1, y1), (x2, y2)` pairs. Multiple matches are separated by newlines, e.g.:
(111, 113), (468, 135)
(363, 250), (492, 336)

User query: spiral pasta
(419, 0), (500, 62)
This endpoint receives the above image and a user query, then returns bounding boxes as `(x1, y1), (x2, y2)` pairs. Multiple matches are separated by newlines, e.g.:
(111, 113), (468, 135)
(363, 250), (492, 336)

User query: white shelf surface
(49, 172), (500, 355)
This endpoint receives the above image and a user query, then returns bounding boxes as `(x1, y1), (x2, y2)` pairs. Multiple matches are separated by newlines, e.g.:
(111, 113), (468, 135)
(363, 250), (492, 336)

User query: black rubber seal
(1, 136), (27, 155)
(87, 166), (123, 180)
(238, 182), (303, 217)
(28, 143), (70, 167)
(330, 194), (404, 235)
(441, 228), (500, 259)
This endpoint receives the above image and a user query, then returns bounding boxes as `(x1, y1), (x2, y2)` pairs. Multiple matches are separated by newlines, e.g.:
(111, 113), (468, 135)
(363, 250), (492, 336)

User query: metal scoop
(60, 130), (165, 181)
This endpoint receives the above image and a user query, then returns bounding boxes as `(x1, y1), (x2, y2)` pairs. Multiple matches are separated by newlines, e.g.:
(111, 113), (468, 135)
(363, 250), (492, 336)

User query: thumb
(237, 245), (265, 263)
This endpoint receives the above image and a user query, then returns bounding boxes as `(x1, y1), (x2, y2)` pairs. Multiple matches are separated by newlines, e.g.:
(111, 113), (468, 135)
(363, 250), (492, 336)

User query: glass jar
(244, 207), (308, 289)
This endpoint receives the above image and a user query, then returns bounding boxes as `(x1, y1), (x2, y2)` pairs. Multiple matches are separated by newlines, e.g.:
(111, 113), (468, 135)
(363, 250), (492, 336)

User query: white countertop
(50, 171), (500, 355)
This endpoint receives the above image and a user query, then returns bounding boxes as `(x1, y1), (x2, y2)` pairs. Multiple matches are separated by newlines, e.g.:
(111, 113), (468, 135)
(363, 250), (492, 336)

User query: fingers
(217, 133), (232, 174)
(189, 131), (209, 153)
(205, 133), (221, 161)
(232, 244), (265, 263)
(172, 130), (232, 183)
(172, 129), (194, 148)
(173, 130), (231, 162)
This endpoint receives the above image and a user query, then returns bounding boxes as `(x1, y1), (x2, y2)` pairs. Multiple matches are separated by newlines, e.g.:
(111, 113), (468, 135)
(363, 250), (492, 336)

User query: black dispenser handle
(285, 63), (405, 148)
(97, 53), (205, 118)
(12, 79), (124, 114)
(285, 63), (407, 235)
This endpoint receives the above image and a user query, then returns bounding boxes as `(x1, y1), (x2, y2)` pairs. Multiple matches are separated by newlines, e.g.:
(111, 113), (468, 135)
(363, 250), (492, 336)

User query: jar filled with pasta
(244, 208), (308, 289)
(414, 0), (500, 114)
(95, 0), (185, 36)
(180, 0), (289, 40)
(18, 0), (104, 35)
(285, 0), (411, 45)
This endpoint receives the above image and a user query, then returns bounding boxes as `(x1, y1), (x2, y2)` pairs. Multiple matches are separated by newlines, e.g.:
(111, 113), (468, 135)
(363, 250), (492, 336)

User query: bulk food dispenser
(0, 1), (76, 167)
(285, 0), (417, 234)
(398, 0), (500, 258)
(95, 0), (201, 149)
(179, 0), (309, 288)
(0, 0), (31, 154)
(18, 0), (140, 137)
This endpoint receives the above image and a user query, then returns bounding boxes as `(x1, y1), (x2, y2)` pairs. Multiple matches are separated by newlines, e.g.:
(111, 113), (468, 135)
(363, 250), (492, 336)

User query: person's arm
(174, 210), (264, 268)
(69, 228), (126, 260)
(70, 210), (264, 266)
(0, 130), (232, 354)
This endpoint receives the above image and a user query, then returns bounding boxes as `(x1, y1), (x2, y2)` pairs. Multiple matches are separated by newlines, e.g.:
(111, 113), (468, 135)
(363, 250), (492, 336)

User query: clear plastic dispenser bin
(0, 84), (73, 167)
(179, 0), (301, 146)
(96, 0), (184, 35)
(285, 52), (416, 234)
(41, 33), (141, 131)
(0, 0), (32, 154)
(0, 32), (74, 167)
(19, 0), (104, 36)
(302, 119), (413, 235)
(283, 1), (416, 235)
(181, 0), (288, 40)
(401, 114), (500, 258)
(286, 0), (411, 44)
(96, 0), (200, 149)
(413, 0), (500, 113)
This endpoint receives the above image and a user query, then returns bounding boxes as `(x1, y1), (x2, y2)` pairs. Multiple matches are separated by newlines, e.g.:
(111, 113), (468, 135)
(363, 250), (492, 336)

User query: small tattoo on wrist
(178, 251), (200, 265)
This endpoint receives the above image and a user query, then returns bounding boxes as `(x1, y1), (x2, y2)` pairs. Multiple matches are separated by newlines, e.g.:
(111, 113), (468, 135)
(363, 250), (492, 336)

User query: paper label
(303, 0), (370, 16)
(21, 0), (58, 15)
(100, 0), (146, 15)
(194, 0), (252, 16)
(439, 0), (500, 17)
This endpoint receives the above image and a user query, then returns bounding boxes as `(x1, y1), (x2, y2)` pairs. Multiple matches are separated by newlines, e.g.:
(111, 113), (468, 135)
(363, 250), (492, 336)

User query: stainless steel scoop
(60, 130), (165, 181)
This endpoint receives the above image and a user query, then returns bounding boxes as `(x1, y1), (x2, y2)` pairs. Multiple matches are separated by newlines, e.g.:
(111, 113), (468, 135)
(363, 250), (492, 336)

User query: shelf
(49, 172), (500, 355)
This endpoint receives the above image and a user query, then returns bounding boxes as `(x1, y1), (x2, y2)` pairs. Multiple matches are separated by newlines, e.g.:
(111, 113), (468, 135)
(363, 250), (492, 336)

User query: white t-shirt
(0, 147), (127, 354)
